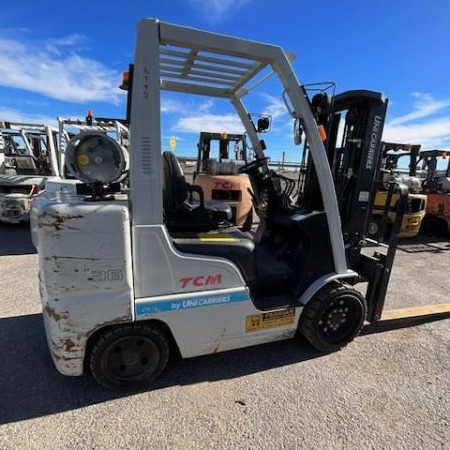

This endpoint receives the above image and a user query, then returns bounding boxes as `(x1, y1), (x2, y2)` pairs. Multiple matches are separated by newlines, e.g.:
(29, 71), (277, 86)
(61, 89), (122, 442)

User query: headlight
(65, 132), (128, 184)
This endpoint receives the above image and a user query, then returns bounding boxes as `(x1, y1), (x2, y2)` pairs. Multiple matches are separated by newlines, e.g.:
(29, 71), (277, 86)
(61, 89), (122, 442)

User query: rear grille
(211, 189), (241, 201)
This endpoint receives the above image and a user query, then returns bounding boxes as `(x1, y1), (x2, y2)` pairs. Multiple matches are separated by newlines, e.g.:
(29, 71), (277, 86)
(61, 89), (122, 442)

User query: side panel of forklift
(426, 194), (450, 216)
(135, 288), (300, 358)
(132, 226), (246, 298)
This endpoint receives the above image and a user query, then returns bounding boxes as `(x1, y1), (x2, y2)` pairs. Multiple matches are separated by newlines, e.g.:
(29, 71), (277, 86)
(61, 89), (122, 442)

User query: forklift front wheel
(299, 282), (367, 353)
(89, 323), (169, 390)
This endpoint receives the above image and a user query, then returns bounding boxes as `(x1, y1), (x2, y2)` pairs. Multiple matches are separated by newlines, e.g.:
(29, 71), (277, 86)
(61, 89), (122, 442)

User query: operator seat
(162, 151), (232, 232)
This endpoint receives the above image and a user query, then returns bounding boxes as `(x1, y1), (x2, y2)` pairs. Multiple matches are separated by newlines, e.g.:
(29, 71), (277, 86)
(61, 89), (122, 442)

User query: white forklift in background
(31, 19), (450, 390)
(0, 122), (59, 223)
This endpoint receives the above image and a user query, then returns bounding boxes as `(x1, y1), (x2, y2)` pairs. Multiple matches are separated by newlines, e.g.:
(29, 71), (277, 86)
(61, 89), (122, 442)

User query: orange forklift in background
(418, 149), (450, 235)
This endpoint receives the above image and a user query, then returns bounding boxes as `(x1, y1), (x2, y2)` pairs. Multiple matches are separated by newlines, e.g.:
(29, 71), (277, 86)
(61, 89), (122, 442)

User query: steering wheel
(238, 157), (270, 175)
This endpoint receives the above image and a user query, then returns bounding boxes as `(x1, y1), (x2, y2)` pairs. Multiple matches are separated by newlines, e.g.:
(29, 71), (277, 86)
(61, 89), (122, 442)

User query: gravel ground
(0, 223), (448, 450)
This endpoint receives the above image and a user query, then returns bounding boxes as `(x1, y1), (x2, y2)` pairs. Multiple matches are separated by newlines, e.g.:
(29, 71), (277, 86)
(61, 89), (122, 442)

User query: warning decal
(245, 307), (295, 332)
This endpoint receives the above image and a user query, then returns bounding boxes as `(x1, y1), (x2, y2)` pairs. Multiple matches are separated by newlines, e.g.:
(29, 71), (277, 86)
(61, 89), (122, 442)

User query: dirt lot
(0, 223), (448, 450)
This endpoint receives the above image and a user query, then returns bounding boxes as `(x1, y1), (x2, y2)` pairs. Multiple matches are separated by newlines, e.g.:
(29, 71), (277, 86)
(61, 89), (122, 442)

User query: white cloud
(161, 96), (215, 115)
(198, 99), (215, 112)
(384, 93), (450, 148)
(388, 92), (450, 126)
(173, 113), (244, 134)
(383, 119), (450, 148)
(0, 36), (122, 104)
(260, 94), (287, 120)
(168, 92), (289, 136)
(45, 34), (89, 56)
(0, 106), (57, 127)
(187, 0), (251, 23)
(46, 34), (88, 47)
(161, 98), (186, 114)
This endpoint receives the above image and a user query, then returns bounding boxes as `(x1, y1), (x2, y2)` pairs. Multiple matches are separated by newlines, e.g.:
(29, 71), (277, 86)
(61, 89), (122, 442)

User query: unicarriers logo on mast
(366, 115), (382, 170)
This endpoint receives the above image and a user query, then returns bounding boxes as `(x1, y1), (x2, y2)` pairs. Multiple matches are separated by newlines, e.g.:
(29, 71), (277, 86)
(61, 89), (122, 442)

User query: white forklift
(0, 122), (59, 223)
(31, 19), (450, 390)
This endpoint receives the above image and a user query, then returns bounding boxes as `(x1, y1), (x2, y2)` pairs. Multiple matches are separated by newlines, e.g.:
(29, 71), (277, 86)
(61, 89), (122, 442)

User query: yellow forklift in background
(370, 142), (427, 239)
(370, 143), (449, 236)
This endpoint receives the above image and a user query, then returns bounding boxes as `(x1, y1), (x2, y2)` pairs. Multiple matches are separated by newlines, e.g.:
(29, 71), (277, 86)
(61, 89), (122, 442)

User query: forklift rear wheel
(299, 282), (367, 353)
(89, 323), (169, 390)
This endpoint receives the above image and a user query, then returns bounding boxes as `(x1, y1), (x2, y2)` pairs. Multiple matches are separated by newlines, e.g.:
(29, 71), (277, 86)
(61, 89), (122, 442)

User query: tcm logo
(213, 181), (239, 190)
(179, 273), (222, 289)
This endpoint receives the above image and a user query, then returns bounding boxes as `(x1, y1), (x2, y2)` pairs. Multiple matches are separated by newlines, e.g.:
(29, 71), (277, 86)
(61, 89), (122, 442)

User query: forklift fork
(363, 183), (450, 326)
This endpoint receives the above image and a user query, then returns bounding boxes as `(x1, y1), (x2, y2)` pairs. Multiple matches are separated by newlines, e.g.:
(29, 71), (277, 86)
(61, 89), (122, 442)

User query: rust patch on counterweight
(38, 212), (83, 231)
(64, 339), (76, 352)
(43, 304), (69, 322)
(44, 255), (99, 261)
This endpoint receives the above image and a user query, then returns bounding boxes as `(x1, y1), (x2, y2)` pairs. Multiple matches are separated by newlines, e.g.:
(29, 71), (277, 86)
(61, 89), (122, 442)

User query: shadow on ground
(396, 235), (450, 254)
(0, 223), (36, 256)
(0, 313), (321, 425)
(1, 310), (448, 425)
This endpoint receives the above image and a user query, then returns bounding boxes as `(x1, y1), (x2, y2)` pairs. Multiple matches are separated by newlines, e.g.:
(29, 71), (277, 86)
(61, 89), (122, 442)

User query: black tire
(299, 282), (367, 353)
(89, 323), (169, 390)
(420, 215), (449, 237)
(241, 209), (253, 231)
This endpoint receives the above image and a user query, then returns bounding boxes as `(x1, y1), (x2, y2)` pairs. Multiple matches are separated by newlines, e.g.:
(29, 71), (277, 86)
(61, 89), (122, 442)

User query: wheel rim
(317, 295), (364, 345)
(101, 335), (160, 383)
(367, 219), (379, 236)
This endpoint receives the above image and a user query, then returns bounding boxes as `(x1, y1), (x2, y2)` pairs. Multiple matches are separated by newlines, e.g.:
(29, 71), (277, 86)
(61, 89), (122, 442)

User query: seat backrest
(162, 151), (189, 212)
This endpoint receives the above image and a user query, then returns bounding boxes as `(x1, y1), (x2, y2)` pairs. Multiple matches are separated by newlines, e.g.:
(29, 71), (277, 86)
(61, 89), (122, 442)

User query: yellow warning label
(245, 307), (295, 332)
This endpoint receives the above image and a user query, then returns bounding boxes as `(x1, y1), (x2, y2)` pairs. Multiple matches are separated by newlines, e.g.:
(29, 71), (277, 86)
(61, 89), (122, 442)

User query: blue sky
(1, 0), (450, 162)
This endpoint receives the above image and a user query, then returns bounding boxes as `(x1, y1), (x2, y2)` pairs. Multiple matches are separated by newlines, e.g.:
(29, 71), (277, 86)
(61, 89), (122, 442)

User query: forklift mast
(417, 149), (450, 188)
(302, 90), (388, 243)
(380, 142), (422, 177)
